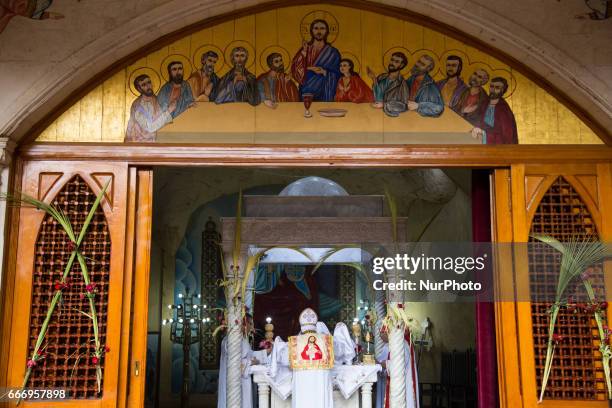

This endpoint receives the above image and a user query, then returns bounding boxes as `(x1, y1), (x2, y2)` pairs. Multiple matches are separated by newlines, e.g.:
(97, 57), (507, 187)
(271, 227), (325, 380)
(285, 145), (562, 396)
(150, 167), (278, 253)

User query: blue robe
(157, 81), (194, 119)
(405, 73), (444, 117)
(291, 43), (341, 102)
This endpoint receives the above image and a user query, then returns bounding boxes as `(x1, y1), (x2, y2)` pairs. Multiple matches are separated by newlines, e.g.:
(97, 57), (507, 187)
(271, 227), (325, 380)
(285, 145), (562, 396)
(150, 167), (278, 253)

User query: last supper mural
(36, 6), (603, 145)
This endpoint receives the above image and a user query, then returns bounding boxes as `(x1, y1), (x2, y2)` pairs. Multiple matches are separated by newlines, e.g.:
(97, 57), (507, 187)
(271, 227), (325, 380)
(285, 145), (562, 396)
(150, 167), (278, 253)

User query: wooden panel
(126, 169), (153, 408)
(4, 161), (129, 407)
(529, 177), (604, 401)
(27, 176), (112, 397)
(507, 163), (611, 408)
(491, 168), (524, 408)
(18, 144), (612, 167)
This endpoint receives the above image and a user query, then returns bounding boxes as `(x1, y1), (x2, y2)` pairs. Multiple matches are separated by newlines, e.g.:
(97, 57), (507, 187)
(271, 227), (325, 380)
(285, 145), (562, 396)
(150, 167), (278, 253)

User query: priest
(270, 308), (336, 407)
(218, 312), (271, 408)
(376, 325), (419, 408)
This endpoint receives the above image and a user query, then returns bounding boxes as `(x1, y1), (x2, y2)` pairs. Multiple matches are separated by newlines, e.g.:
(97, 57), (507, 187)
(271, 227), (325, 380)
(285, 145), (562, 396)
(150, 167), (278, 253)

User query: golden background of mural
(36, 4), (602, 144)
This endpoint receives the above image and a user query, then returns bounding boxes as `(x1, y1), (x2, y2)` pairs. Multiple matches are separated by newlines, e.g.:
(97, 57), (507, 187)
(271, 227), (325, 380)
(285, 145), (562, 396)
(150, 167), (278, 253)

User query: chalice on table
(303, 93), (313, 118)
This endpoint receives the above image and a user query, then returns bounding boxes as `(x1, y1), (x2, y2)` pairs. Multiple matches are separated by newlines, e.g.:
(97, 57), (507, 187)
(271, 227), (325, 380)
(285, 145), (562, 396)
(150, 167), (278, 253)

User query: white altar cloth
(249, 363), (381, 400)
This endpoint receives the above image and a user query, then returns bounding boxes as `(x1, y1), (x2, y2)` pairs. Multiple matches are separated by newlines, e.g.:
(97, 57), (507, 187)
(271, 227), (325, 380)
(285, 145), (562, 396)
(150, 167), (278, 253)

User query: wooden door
(1, 161), (152, 408)
(493, 163), (612, 408)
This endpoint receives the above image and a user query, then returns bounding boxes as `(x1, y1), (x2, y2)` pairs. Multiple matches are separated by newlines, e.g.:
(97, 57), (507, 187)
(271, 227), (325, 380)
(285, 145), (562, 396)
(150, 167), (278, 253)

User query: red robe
(301, 342), (323, 360)
(334, 75), (374, 103)
(256, 71), (299, 102)
(481, 98), (518, 144)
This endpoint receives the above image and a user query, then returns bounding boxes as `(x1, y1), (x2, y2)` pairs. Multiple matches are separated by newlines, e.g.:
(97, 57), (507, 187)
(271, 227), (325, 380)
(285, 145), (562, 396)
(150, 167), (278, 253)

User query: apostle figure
(405, 54), (444, 117)
(257, 52), (299, 108)
(291, 19), (341, 102)
(188, 50), (220, 102)
(125, 74), (175, 142)
(157, 61), (194, 119)
(367, 52), (410, 117)
(451, 69), (490, 127)
(215, 46), (260, 106)
(376, 325), (419, 408)
(218, 312), (271, 408)
(334, 58), (374, 103)
(472, 77), (518, 144)
(270, 308), (335, 408)
(436, 55), (467, 107)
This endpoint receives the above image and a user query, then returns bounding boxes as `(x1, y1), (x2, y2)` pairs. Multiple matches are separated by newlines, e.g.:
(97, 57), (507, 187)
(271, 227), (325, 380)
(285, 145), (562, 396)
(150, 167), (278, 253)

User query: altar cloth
(249, 363), (381, 400)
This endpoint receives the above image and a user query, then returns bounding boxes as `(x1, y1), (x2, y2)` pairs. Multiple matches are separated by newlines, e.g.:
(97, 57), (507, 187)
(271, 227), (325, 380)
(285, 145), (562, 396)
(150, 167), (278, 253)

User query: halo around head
(339, 51), (362, 74)
(410, 49), (441, 77)
(464, 61), (516, 96)
(192, 44), (226, 72)
(439, 50), (470, 72)
(224, 40), (256, 71)
(383, 46), (411, 76)
(259, 45), (291, 73)
(128, 67), (161, 97)
(160, 54), (193, 83)
(488, 68), (517, 98)
(300, 10), (339, 43)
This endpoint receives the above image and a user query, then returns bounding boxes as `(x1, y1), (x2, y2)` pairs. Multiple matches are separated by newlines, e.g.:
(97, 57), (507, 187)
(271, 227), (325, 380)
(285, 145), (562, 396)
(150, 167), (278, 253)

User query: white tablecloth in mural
(249, 363), (380, 408)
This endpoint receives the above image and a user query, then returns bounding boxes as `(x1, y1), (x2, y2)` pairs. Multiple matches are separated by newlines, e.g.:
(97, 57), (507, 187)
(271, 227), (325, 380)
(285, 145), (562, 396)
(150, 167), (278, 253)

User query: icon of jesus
(301, 335), (323, 361)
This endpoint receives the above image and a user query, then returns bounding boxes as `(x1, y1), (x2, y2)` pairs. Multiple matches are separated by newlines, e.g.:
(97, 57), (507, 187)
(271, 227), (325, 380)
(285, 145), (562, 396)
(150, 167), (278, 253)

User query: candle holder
(162, 288), (212, 408)
(265, 316), (274, 342)
(259, 316), (275, 351)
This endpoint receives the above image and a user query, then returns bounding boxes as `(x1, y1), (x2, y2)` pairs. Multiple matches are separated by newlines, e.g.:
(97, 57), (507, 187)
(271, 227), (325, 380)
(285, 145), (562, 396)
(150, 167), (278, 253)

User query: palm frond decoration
(1, 180), (110, 403)
(531, 234), (609, 402)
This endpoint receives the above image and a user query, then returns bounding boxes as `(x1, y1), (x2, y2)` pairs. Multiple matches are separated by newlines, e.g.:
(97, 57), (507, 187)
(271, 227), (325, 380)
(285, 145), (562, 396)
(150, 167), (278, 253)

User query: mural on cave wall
(36, 5), (603, 145)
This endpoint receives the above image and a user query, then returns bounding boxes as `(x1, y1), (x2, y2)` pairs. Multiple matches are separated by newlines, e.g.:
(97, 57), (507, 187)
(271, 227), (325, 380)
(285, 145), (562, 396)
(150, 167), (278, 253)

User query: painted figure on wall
(367, 52), (410, 117)
(125, 74), (175, 142)
(436, 55), (467, 107)
(291, 19), (341, 102)
(451, 69), (489, 127)
(257, 52), (299, 108)
(157, 61), (194, 119)
(215, 46), (260, 106)
(405, 54), (444, 117)
(188, 51), (220, 102)
(334, 58), (373, 103)
(473, 77), (518, 144)
(0, 0), (63, 35)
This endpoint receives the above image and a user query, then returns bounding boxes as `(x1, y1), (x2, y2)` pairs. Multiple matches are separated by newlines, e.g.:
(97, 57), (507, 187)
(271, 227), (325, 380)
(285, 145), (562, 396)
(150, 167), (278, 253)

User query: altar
(250, 364), (381, 408)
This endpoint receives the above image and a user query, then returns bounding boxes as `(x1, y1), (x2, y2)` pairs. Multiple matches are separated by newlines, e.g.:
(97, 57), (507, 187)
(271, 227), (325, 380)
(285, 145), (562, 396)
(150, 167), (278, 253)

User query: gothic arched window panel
(529, 176), (606, 401)
(28, 175), (111, 399)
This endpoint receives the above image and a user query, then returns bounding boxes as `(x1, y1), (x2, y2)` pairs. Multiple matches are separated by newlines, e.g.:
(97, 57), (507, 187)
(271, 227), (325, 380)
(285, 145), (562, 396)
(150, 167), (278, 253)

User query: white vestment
(375, 340), (419, 408)
(270, 323), (338, 408)
(218, 336), (270, 408)
(333, 323), (356, 366)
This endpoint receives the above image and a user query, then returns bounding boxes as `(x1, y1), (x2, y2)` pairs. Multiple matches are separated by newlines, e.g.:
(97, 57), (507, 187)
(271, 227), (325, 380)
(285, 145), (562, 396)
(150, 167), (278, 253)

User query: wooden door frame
(1, 143), (611, 408)
(493, 163), (612, 408)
